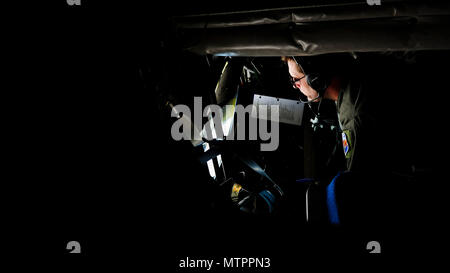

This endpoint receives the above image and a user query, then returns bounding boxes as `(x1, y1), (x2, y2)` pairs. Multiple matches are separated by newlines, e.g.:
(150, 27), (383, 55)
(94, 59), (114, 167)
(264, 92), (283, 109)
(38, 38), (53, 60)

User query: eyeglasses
(290, 75), (306, 88)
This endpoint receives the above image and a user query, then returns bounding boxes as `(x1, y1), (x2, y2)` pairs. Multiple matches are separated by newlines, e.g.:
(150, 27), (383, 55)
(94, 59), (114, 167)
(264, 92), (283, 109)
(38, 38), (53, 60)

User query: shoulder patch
(342, 131), (350, 157)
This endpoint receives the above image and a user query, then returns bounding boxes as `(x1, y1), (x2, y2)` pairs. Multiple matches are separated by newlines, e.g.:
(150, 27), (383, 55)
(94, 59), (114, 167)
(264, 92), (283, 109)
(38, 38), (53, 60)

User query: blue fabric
(327, 172), (342, 225)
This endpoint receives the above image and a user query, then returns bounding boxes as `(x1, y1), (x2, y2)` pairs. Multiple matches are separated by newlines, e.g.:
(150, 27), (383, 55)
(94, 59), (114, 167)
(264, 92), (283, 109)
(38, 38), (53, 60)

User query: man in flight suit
(282, 54), (415, 228)
(283, 55), (383, 172)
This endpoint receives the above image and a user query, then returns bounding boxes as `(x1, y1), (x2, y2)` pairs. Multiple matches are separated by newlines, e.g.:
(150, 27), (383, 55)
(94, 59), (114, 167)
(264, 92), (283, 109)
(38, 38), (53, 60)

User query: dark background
(6, 0), (449, 269)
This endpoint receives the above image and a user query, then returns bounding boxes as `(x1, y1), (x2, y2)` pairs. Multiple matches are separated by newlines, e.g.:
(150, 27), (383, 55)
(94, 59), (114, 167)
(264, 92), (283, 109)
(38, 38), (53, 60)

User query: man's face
(287, 58), (319, 101)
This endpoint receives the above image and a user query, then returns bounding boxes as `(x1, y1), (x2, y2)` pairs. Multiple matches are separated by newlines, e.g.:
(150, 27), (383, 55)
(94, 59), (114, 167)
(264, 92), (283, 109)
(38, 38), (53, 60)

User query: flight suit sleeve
(337, 76), (380, 172)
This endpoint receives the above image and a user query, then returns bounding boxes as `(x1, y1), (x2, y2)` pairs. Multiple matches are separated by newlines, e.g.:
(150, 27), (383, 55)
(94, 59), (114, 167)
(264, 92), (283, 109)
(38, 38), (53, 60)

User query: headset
(289, 56), (331, 129)
(291, 56), (331, 104)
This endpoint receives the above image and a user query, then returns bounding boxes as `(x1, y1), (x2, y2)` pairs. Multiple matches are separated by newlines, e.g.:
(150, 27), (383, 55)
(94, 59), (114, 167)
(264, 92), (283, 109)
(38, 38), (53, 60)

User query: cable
(307, 96), (323, 118)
